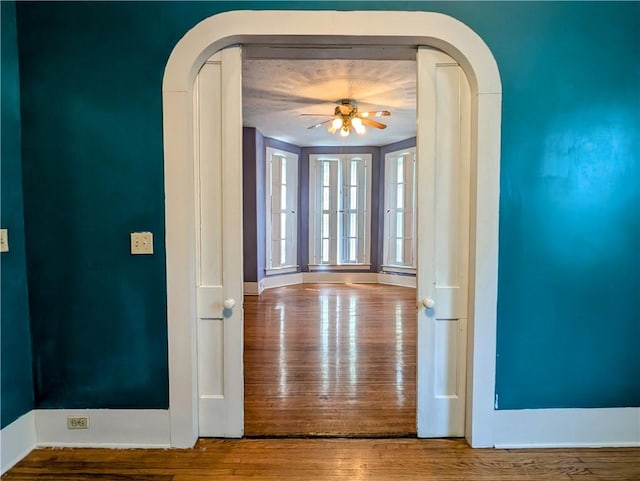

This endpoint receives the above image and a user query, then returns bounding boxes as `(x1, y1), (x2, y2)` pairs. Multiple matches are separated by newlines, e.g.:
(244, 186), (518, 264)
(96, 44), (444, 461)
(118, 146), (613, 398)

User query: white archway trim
(163, 10), (501, 448)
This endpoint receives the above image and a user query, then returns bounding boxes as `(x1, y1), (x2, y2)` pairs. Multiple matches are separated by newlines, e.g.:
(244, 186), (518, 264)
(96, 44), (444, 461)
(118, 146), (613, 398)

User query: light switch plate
(130, 232), (153, 254)
(0, 229), (8, 253)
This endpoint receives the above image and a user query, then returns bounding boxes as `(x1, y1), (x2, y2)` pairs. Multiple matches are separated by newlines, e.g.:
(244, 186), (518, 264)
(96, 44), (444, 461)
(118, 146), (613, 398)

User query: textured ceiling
(242, 58), (416, 147)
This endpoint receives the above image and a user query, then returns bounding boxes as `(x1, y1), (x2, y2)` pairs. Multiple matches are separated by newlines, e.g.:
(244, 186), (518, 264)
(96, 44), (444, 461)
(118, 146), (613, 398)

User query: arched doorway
(162, 10), (501, 448)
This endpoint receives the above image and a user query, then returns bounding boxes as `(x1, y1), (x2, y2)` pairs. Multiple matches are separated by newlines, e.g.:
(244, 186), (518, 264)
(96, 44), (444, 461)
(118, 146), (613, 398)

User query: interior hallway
(244, 283), (417, 436)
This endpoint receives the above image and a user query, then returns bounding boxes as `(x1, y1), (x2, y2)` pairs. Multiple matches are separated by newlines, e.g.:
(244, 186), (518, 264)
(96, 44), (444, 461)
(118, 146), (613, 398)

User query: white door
(194, 47), (244, 437)
(416, 47), (471, 437)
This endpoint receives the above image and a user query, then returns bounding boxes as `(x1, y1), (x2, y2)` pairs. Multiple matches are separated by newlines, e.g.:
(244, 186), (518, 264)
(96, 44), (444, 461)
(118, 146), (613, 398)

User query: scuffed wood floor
(4, 438), (639, 480)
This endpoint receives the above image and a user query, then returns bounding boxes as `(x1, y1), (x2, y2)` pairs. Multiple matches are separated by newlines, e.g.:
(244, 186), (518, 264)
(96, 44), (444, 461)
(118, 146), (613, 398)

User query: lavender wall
(242, 127), (259, 282)
(243, 129), (299, 282)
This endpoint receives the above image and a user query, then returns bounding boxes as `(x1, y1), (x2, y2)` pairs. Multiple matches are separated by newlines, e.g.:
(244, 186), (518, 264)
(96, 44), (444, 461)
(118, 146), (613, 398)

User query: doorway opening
(239, 45), (473, 438)
(241, 49), (419, 436)
(163, 10), (501, 448)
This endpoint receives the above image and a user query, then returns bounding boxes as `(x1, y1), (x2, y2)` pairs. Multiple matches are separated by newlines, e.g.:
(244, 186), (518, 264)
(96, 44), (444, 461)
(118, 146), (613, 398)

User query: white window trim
(308, 153), (372, 267)
(265, 265), (299, 276)
(265, 147), (299, 273)
(381, 265), (416, 275)
(383, 147), (416, 270)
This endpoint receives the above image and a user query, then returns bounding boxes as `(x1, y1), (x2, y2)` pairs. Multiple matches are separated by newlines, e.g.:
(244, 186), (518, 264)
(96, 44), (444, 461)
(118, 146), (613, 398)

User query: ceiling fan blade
(307, 118), (334, 130)
(360, 118), (387, 129)
(358, 110), (391, 118)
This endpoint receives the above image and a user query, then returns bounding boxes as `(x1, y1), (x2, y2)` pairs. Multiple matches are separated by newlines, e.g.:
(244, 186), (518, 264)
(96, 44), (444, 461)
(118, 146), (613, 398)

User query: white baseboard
(494, 407), (640, 448)
(377, 273), (416, 288)
(303, 272), (378, 284)
(257, 272), (417, 292)
(1, 411), (36, 475)
(243, 281), (264, 296)
(263, 272), (303, 290)
(35, 409), (170, 448)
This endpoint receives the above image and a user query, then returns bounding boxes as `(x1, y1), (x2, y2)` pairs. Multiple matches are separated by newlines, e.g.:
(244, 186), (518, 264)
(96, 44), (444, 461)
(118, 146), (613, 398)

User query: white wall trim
(378, 273), (417, 288)
(263, 272), (303, 290)
(0, 411), (36, 475)
(35, 409), (170, 448)
(163, 10), (501, 448)
(243, 281), (263, 296)
(303, 272), (378, 284)
(257, 272), (417, 291)
(494, 408), (640, 448)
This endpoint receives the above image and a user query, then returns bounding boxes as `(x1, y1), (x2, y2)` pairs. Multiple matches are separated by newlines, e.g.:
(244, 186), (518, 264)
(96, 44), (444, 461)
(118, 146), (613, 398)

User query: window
(309, 154), (371, 268)
(383, 147), (416, 272)
(265, 147), (298, 274)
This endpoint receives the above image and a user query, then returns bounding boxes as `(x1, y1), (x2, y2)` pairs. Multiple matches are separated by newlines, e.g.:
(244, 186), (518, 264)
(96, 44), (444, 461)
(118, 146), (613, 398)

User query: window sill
(265, 266), (299, 276)
(381, 265), (416, 275)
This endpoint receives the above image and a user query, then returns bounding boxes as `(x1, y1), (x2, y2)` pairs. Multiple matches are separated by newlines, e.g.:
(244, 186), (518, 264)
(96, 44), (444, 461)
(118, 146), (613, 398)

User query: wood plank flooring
(244, 283), (416, 436)
(5, 438), (640, 480)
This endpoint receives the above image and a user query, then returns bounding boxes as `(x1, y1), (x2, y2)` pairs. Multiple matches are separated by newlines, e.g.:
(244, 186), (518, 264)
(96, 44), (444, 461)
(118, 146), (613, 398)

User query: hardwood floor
(6, 285), (640, 480)
(244, 283), (416, 436)
(5, 438), (640, 480)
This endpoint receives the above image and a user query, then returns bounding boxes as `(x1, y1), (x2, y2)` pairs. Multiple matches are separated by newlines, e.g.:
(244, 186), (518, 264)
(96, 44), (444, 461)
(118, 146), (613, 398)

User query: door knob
(223, 298), (236, 310)
(422, 297), (435, 309)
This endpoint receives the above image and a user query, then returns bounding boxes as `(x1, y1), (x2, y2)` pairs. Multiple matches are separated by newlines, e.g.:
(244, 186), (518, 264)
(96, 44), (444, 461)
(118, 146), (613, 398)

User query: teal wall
(9, 1), (639, 414)
(1, 1), (34, 428)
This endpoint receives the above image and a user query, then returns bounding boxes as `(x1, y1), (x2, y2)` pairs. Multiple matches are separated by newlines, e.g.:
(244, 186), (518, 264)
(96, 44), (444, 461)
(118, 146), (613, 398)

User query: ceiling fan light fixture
(352, 117), (366, 135)
(306, 100), (389, 137)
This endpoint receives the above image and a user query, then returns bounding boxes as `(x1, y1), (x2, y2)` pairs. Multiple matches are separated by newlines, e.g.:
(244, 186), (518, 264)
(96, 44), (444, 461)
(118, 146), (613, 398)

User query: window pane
(396, 212), (404, 237)
(396, 184), (404, 209)
(350, 213), (357, 237)
(350, 161), (358, 185)
(281, 185), (287, 210)
(349, 239), (358, 262)
(322, 213), (329, 238)
(280, 213), (287, 239)
(323, 162), (330, 186)
(350, 186), (357, 210)
(397, 157), (404, 183)
(396, 239), (403, 264)
(281, 158), (287, 184)
(323, 187), (330, 211)
(322, 239), (329, 263)
(281, 240), (286, 266)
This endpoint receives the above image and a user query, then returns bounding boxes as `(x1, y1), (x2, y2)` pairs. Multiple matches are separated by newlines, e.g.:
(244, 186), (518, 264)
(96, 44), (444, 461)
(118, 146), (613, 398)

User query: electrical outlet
(67, 416), (89, 429)
(130, 232), (153, 255)
(0, 229), (8, 253)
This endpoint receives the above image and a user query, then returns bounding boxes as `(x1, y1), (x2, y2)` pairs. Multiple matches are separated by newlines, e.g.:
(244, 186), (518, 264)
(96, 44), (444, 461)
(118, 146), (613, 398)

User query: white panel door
(194, 47), (244, 437)
(416, 47), (471, 437)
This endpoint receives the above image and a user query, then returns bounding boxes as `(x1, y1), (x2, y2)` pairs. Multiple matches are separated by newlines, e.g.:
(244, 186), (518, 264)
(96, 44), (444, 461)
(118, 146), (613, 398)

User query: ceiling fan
(303, 99), (390, 137)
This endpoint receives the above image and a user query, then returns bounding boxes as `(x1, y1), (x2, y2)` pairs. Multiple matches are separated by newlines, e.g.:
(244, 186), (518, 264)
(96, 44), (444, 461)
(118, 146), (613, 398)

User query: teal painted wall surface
(490, 2), (640, 408)
(12, 1), (639, 411)
(1, 1), (35, 428)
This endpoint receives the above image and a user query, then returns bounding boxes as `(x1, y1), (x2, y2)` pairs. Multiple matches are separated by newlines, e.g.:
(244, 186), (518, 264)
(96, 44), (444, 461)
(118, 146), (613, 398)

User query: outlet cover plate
(67, 416), (89, 429)
(131, 232), (153, 255)
(0, 229), (8, 253)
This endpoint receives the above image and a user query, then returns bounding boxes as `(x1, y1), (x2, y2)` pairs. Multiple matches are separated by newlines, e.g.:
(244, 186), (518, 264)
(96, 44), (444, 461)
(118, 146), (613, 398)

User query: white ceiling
(242, 56), (417, 147)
